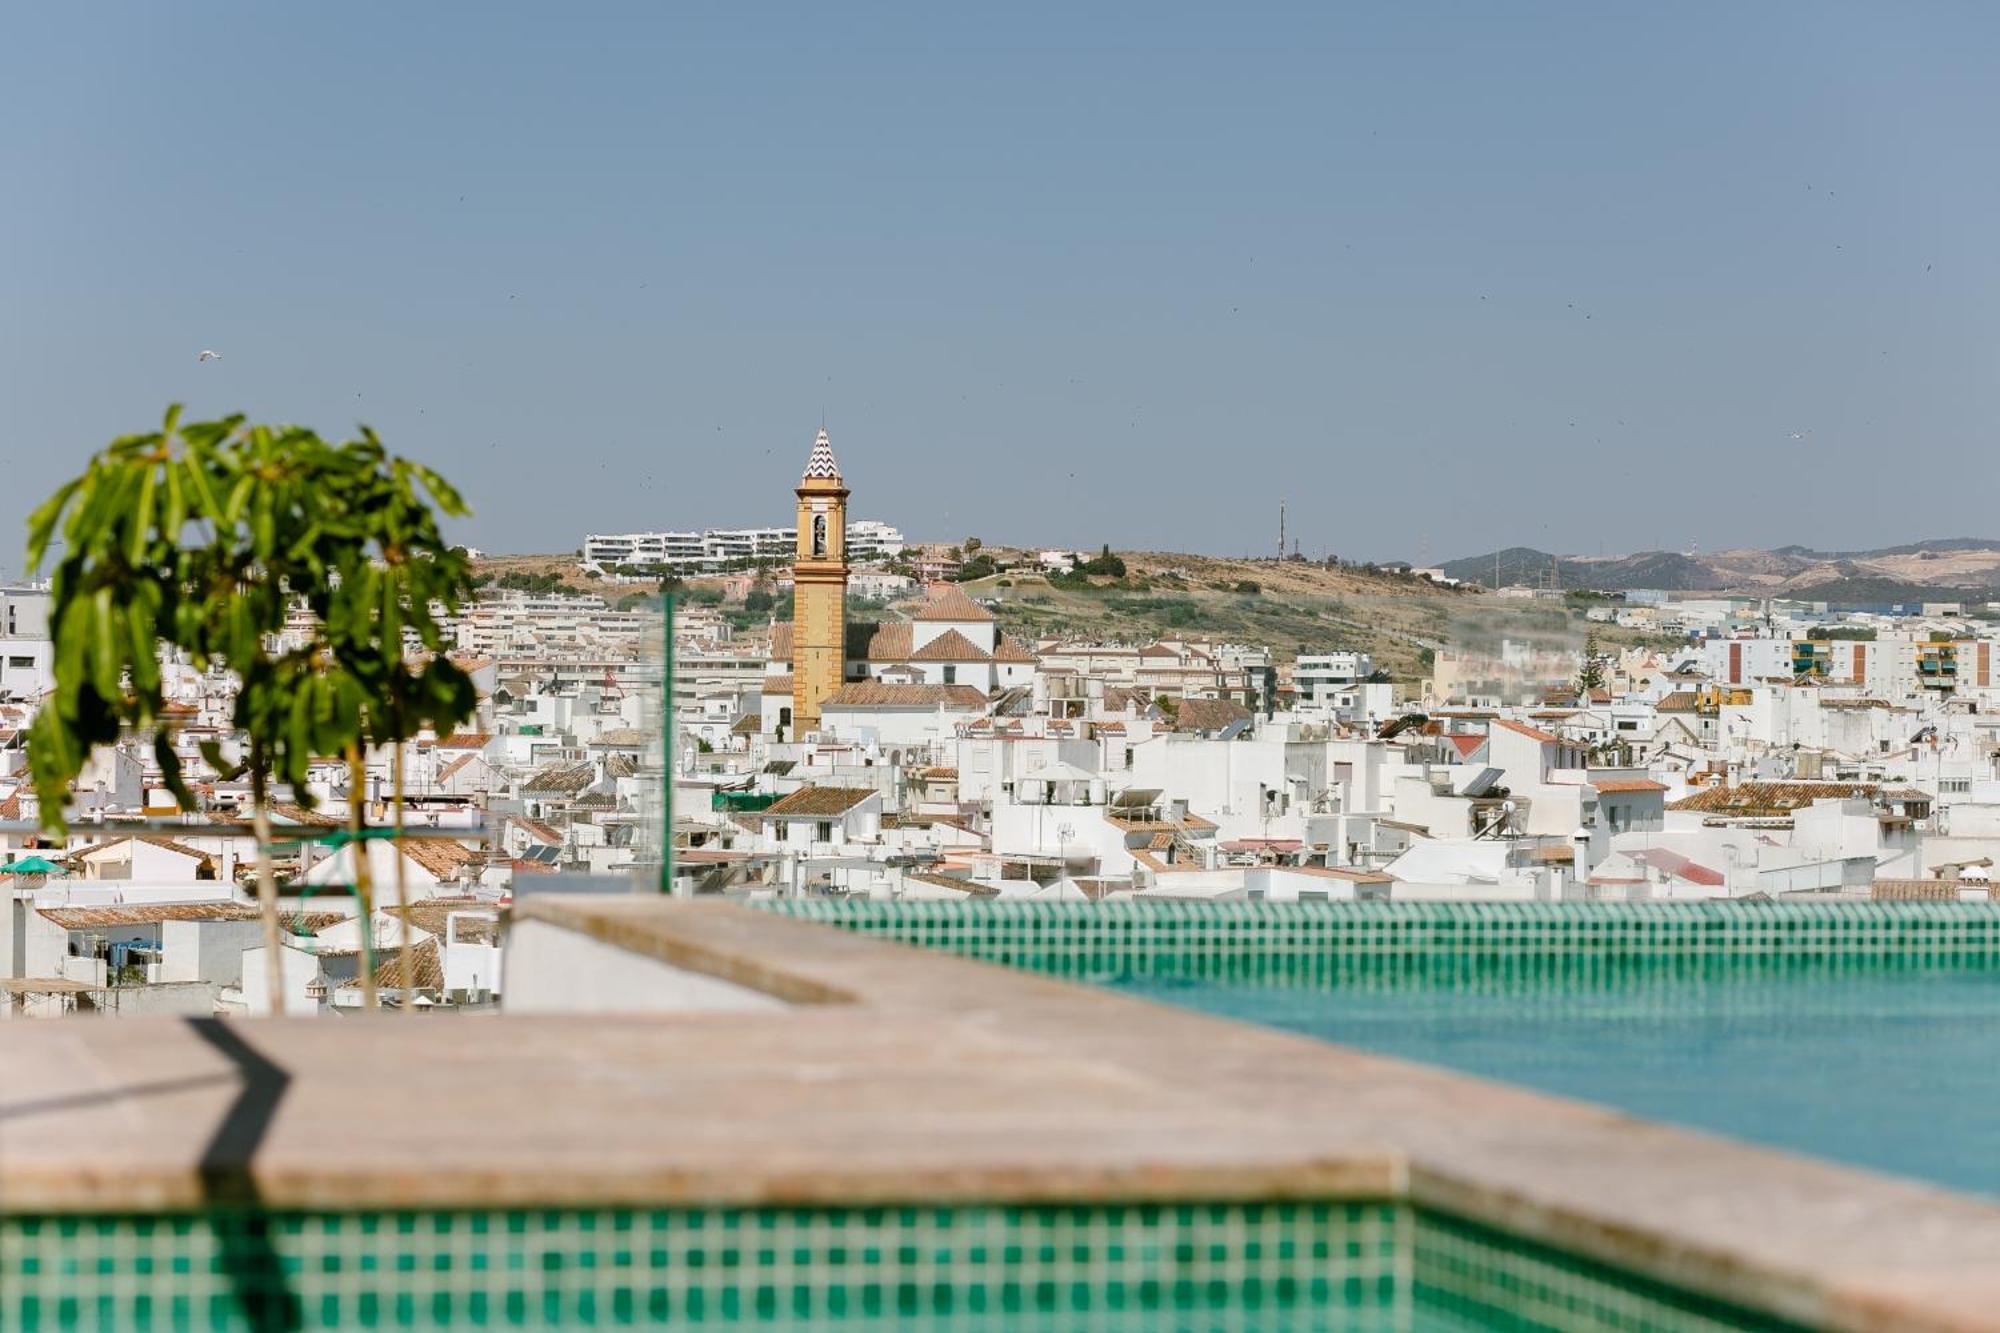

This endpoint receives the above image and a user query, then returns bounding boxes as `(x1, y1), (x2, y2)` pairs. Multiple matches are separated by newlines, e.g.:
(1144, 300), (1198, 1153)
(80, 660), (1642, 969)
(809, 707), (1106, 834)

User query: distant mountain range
(1438, 538), (2000, 600)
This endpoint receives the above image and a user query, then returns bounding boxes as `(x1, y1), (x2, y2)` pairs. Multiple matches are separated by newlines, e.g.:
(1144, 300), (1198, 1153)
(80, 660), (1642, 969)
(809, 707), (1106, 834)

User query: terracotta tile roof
(1172, 697), (1252, 735)
(993, 636), (1039, 664)
(401, 838), (483, 880)
(1590, 778), (1667, 794)
(761, 675), (795, 694)
(763, 786), (877, 818)
(1492, 718), (1561, 745)
(267, 803), (342, 827)
(511, 815), (565, 846)
(822, 682), (989, 709)
(435, 732), (492, 749)
(384, 896), (499, 945)
(1668, 781), (1879, 817)
(1446, 734), (1485, 761)
(908, 629), (993, 663)
(523, 762), (595, 795)
(39, 901), (259, 929)
(1872, 878), (1968, 902)
(900, 869), (1000, 898)
(282, 911), (350, 935)
(858, 623), (915, 661)
(912, 584), (997, 623)
(1285, 864), (1394, 883)
(1655, 691), (1704, 714)
(76, 836), (210, 862)
(364, 937), (445, 992)
(436, 753), (479, 783)
(1630, 848), (1725, 886)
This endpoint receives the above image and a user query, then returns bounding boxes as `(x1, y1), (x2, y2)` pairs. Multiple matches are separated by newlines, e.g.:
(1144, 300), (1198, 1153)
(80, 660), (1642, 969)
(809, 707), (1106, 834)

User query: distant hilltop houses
(584, 519), (904, 573)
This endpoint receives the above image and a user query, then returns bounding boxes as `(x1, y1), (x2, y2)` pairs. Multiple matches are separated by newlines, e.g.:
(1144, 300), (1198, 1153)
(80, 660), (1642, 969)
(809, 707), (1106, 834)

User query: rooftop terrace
(5, 898), (2000, 1329)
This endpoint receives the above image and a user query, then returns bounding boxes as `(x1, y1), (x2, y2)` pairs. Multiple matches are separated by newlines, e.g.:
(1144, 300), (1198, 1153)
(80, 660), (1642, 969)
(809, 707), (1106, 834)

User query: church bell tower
(791, 427), (849, 735)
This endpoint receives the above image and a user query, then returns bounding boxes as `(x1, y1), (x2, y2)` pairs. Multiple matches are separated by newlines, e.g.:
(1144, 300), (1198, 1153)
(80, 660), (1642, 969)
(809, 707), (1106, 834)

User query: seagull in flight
(197, 350), (221, 362)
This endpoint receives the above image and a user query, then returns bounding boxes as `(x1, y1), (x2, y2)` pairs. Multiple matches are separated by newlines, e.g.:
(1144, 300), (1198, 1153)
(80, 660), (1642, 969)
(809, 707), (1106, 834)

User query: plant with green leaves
(26, 407), (476, 1014)
(1574, 631), (1608, 695)
(314, 440), (478, 1005)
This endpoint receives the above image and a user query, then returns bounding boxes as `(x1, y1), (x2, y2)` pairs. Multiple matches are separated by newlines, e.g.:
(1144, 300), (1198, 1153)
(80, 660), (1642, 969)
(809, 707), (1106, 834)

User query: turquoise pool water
(1115, 965), (2000, 1196)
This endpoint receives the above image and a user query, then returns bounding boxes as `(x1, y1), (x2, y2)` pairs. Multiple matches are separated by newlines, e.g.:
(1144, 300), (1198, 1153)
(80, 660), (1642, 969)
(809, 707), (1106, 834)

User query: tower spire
(803, 426), (842, 481)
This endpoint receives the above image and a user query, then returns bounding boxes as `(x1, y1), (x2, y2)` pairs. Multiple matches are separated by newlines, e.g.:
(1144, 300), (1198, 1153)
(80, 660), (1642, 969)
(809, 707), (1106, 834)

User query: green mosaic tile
(1410, 1209), (1809, 1333)
(0, 1202), (1818, 1331)
(0, 1201), (1405, 1332)
(762, 900), (2000, 987)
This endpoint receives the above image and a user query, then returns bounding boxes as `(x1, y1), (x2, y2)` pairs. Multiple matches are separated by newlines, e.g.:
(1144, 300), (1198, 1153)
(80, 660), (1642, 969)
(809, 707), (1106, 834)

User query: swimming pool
(1115, 964), (2000, 1197)
(13, 899), (1990, 1333)
(776, 899), (2000, 1198)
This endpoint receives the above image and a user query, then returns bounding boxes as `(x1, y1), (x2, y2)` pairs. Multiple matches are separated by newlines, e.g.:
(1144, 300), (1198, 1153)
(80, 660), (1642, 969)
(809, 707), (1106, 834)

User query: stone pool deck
(3, 895), (1999, 1332)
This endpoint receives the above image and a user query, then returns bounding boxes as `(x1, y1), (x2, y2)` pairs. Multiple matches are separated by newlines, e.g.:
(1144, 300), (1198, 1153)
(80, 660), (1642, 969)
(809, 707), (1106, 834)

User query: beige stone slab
(1, 895), (1998, 1332)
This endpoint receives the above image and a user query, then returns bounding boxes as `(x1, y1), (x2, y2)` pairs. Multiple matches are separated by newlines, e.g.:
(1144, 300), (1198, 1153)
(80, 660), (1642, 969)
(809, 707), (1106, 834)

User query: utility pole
(659, 592), (676, 895)
(1278, 502), (1286, 563)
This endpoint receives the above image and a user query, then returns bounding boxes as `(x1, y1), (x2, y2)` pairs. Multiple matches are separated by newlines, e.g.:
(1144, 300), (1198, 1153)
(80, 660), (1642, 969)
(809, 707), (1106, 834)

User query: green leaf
(154, 733), (196, 812)
(198, 739), (248, 781)
(129, 465), (157, 564)
(24, 476), (83, 572)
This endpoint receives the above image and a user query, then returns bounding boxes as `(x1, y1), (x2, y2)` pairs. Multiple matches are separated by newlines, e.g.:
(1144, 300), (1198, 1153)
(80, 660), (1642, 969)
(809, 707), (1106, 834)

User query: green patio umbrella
(0, 855), (65, 875)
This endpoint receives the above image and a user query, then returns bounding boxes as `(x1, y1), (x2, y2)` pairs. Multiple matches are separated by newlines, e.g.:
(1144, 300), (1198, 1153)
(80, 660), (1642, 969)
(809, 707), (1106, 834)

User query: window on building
(815, 820), (832, 842)
(812, 514), (827, 556)
(942, 665), (957, 685)
(7, 656), (31, 670)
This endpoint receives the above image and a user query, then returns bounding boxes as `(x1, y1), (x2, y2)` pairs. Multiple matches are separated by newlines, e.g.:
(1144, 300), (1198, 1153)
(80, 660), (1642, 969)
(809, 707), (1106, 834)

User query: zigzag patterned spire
(802, 427), (842, 480)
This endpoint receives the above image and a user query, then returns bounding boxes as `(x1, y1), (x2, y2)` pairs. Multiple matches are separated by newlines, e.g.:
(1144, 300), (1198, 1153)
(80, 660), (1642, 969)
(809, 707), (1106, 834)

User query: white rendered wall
(504, 918), (788, 1014)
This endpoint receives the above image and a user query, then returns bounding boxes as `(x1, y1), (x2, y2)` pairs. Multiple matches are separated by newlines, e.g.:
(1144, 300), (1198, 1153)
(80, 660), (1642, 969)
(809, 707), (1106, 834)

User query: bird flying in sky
(197, 350), (221, 362)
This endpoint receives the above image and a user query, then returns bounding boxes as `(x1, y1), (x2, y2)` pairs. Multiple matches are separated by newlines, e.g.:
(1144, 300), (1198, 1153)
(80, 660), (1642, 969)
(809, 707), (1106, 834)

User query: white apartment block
(0, 584), (53, 702)
(1294, 652), (1375, 710)
(454, 593), (651, 657)
(584, 520), (904, 571)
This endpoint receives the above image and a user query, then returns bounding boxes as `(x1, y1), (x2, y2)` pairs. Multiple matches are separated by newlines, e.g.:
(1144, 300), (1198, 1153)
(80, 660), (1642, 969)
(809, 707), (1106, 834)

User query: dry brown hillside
(477, 547), (1669, 682)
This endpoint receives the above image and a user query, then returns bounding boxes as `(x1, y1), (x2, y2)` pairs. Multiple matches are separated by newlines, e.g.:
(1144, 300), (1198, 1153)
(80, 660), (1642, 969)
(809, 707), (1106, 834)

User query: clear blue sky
(4, 3), (1996, 567)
